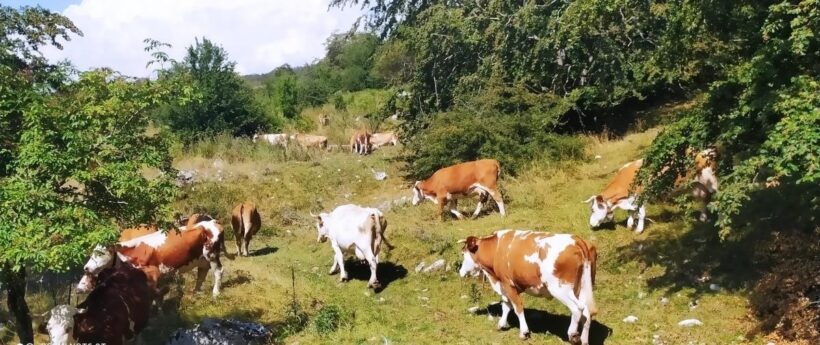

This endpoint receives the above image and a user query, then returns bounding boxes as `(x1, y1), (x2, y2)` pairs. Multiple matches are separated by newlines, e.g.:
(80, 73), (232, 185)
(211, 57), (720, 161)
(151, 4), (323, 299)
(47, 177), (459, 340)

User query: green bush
(313, 305), (352, 336)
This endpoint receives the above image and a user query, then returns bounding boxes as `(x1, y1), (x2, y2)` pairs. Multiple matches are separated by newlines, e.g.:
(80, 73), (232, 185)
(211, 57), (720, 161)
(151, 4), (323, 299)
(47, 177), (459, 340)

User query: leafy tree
(265, 65), (301, 119)
(157, 38), (270, 140)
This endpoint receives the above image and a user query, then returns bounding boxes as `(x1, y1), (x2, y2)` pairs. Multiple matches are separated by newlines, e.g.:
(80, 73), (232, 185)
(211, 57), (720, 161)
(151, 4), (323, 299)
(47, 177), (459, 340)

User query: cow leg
(626, 209), (635, 229)
(331, 243), (348, 282)
(210, 260), (223, 297)
(193, 266), (208, 294)
(497, 296), (512, 330)
(491, 190), (506, 216)
(500, 285), (529, 340)
(364, 249), (380, 289)
(635, 205), (646, 234)
(580, 302), (592, 345)
(473, 192), (489, 218)
(436, 197), (447, 220)
(449, 199), (465, 220)
(548, 284), (585, 344)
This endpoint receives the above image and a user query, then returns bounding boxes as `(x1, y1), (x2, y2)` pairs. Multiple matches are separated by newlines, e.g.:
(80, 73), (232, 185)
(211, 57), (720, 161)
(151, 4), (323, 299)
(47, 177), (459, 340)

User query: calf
(41, 265), (154, 345)
(350, 129), (372, 155)
(80, 219), (226, 298)
(412, 159), (505, 219)
(313, 204), (394, 289)
(290, 134), (328, 149)
(459, 230), (597, 345)
(253, 133), (289, 147)
(584, 159), (646, 233)
(231, 202), (262, 256)
(370, 132), (398, 149)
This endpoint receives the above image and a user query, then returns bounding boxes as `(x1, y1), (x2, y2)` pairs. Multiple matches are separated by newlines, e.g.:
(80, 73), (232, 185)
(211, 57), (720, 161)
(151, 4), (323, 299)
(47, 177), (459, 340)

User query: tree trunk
(3, 265), (33, 344)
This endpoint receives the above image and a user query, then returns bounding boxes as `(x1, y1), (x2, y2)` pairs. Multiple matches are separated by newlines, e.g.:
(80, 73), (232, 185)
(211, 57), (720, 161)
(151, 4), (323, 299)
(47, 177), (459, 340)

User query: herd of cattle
(37, 126), (719, 345)
(252, 129), (399, 154)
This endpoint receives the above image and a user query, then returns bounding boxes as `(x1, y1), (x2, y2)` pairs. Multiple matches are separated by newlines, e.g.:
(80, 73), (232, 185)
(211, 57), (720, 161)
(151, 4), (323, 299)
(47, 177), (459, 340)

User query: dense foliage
(154, 38), (271, 140)
(0, 6), (178, 342)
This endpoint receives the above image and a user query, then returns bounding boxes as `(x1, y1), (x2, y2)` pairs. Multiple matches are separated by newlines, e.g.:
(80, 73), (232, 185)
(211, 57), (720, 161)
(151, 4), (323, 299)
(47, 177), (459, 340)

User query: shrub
(313, 305), (352, 336)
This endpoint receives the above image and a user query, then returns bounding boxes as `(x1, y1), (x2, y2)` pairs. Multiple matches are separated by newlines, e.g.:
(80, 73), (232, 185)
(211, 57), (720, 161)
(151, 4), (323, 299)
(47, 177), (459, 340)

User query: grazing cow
(584, 159), (646, 233)
(370, 132), (399, 149)
(459, 230), (598, 345)
(290, 134), (328, 149)
(349, 129), (372, 155)
(253, 133), (289, 147)
(231, 202), (262, 256)
(412, 159), (506, 219)
(312, 204), (394, 289)
(79, 219), (226, 298)
(41, 265), (154, 345)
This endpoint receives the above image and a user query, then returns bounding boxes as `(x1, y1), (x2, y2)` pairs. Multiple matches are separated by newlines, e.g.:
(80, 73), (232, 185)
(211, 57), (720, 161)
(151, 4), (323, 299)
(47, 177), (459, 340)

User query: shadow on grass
(476, 303), (613, 344)
(251, 246), (278, 257)
(342, 260), (408, 293)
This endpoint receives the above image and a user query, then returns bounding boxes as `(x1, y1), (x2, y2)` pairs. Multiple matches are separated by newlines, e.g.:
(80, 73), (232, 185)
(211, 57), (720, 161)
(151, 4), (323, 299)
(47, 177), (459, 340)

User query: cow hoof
(496, 324), (510, 331)
(340, 277), (349, 282)
(518, 331), (530, 340)
(569, 333), (581, 345)
(368, 282), (381, 290)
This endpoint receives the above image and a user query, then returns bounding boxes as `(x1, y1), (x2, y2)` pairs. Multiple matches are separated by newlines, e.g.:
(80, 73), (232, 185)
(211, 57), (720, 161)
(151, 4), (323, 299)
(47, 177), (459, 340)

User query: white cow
(252, 133), (289, 147)
(312, 204), (394, 289)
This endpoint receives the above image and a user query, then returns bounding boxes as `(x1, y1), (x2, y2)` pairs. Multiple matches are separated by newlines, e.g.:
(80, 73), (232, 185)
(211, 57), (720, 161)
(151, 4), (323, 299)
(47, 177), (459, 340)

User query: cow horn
(582, 196), (596, 203)
(457, 239), (466, 244)
(309, 211), (318, 218)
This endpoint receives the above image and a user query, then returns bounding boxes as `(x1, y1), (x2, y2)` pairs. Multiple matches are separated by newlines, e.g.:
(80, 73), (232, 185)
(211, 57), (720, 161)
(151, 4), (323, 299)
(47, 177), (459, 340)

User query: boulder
(166, 318), (271, 345)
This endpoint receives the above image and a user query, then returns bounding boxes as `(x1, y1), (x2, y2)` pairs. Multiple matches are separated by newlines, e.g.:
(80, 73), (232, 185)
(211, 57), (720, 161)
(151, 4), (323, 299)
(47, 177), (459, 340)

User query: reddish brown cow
(40, 264), (154, 345)
(459, 230), (597, 345)
(349, 129), (372, 155)
(231, 202), (261, 256)
(412, 159), (505, 219)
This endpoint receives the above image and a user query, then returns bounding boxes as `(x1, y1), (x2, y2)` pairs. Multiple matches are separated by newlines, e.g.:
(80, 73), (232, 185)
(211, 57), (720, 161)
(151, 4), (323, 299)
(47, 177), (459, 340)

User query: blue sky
(7, 0), (363, 76)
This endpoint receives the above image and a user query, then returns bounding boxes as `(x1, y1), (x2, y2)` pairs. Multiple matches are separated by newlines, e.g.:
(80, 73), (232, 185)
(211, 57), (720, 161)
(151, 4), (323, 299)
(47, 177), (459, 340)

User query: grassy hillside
(90, 127), (763, 344)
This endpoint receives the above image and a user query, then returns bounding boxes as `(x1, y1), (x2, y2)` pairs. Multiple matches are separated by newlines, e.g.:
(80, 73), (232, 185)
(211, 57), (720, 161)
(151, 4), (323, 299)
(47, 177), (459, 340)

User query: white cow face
(585, 195), (613, 227)
(42, 305), (83, 345)
(458, 236), (481, 278)
(411, 182), (423, 205)
(315, 213), (329, 243)
(78, 245), (114, 292)
(252, 134), (259, 143)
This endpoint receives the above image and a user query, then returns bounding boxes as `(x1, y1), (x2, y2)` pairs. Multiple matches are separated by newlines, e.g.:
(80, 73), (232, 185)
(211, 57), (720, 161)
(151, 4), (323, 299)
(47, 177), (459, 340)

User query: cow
(349, 129), (372, 155)
(231, 202), (262, 256)
(40, 265), (155, 345)
(253, 133), (289, 147)
(370, 131), (399, 149)
(691, 148), (719, 221)
(312, 204), (394, 290)
(78, 219), (226, 298)
(319, 114), (330, 127)
(290, 133), (328, 149)
(584, 159), (646, 233)
(412, 159), (506, 219)
(459, 230), (598, 345)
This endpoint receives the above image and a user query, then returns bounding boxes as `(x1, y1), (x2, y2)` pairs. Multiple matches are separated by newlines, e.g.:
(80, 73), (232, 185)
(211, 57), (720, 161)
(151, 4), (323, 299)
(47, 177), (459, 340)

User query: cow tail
(580, 244), (598, 316)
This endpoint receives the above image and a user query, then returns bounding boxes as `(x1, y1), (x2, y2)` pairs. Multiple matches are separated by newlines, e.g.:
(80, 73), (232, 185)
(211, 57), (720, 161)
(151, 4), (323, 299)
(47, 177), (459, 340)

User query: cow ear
(595, 195), (604, 204)
(465, 236), (479, 253)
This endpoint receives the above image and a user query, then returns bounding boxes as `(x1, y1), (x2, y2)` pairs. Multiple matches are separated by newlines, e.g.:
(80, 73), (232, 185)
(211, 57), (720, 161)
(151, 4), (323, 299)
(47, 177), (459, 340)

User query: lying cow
(584, 159), (647, 233)
(231, 202), (261, 256)
(459, 230), (598, 345)
(41, 264), (154, 345)
(253, 133), (289, 147)
(290, 133), (328, 149)
(350, 129), (372, 155)
(312, 204), (394, 289)
(79, 219), (226, 298)
(370, 131), (398, 149)
(412, 159), (506, 219)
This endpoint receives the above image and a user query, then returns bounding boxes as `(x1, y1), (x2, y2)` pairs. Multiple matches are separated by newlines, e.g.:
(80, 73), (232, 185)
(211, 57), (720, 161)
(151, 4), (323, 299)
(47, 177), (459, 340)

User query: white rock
(418, 296), (430, 302)
(460, 295), (468, 299)
(623, 315), (639, 323)
(467, 306), (480, 314)
(415, 262), (426, 273)
(678, 319), (703, 327)
(373, 171), (388, 181)
(422, 259), (446, 273)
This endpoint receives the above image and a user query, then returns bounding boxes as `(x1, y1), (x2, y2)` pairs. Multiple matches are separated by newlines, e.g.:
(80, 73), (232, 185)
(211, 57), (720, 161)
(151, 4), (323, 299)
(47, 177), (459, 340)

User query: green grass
(12, 126), (766, 345)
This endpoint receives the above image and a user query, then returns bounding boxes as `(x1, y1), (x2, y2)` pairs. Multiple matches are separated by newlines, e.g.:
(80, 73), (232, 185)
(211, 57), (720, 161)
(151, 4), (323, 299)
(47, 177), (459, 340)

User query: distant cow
(79, 219), (226, 298)
(290, 134), (328, 149)
(584, 159), (646, 233)
(253, 133), (289, 147)
(370, 132), (398, 149)
(231, 202), (261, 256)
(312, 204), (394, 289)
(459, 230), (597, 345)
(319, 114), (330, 127)
(690, 148), (719, 221)
(412, 159), (505, 219)
(41, 265), (155, 345)
(350, 129), (372, 155)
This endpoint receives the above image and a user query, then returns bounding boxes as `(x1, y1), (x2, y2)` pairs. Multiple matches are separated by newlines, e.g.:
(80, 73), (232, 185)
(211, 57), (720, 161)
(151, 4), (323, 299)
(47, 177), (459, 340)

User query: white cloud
(43, 0), (363, 77)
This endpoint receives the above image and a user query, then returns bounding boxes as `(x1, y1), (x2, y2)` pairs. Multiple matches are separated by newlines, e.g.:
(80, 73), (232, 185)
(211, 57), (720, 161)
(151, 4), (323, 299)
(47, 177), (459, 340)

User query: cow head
(40, 305), (85, 345)
(312, 212), (330, 243)
(252, 134), (259, 143)
(77, 245), (115, 292)
(584, 195), (613, 228)
(411, 181), (425, 205)
(195, 220), (224, 260)
(457, 236), (481, 278)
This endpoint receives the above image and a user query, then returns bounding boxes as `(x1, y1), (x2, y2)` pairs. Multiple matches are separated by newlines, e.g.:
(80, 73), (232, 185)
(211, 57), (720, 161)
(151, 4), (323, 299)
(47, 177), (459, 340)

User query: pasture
(6, 125), (767, 344)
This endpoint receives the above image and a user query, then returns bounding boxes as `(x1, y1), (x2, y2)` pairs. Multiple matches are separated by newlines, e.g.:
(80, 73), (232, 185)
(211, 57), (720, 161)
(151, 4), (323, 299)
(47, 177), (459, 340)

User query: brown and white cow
(290, 133), (328, 149)
(459, 230), (597, 345)
(690, 148), (719, 221)
(231, 202), (261, 256)
(584, 159), (646, 233)
(253, 133), (289, 147)
(412, 159), (505, 219)
(370, 131), (398, 149)
(41, 264), (155, 345)
(349, 129), (372, 155)
(79, 219), (226, 298)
